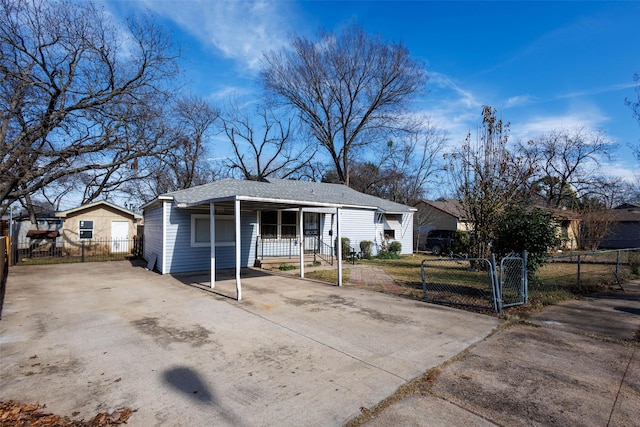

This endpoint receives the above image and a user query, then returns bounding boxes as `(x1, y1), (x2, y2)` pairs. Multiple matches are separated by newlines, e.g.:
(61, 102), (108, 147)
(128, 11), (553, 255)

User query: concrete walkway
(0, 262), (500, 426)
(365, 280), (640, 426)
(348, 267), (405, 295)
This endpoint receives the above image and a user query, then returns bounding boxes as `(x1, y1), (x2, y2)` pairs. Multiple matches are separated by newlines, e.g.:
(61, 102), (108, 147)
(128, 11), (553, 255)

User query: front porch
(255, 235), (335, 270)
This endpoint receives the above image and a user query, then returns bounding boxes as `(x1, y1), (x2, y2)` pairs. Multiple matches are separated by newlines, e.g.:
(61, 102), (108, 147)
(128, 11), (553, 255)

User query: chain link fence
(421, 257), (499, 311)
(542, 248), (640, 291)
(421, 253), (527, 313)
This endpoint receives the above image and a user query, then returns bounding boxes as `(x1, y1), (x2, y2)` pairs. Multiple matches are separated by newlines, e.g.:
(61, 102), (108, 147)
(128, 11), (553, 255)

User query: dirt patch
(430, 323), (636, 426)
(131, 317), (213, 348)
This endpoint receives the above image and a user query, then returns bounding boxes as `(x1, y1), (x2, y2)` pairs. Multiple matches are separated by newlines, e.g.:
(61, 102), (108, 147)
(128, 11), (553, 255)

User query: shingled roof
(162, 178), (414, 213)
(416, 198), (466, 219)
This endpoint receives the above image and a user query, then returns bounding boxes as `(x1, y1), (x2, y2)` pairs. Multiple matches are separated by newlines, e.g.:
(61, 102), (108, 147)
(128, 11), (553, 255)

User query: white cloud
(505, 95), (536, 108)
(555, 82), (637, 100)
(428, 72), (481, 110)
(605, 162), (639, 182)
(135, 0), (294, 71)
(513, 103), (611, 141)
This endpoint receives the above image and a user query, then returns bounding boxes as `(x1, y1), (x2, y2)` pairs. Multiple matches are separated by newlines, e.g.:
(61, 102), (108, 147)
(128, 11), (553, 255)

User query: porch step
(255, 255), (331, 271)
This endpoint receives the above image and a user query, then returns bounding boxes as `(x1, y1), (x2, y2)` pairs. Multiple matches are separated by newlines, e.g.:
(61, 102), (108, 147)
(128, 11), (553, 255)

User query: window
(261, 211), (278, 238)
(79, 220), (94, 239)
(281, 211), (297, 237)
(260, 210), (298, 238)
(192, 217), (210, 246)
(384, 229), (396, 239)
(191, 215), (235, 247)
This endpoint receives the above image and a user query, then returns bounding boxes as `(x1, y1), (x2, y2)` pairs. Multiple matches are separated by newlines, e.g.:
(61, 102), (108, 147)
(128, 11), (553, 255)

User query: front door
(111, 221), (129, 253)
(303, 213), (320, 251)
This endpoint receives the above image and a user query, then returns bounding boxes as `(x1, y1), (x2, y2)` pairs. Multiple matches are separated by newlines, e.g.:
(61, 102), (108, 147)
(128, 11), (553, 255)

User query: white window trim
(191, 214), (235, 248)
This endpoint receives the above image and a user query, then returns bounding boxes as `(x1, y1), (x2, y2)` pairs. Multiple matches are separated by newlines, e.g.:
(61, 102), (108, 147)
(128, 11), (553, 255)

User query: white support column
(235, 198), (242, 301)
(210, 202), (216, 288)
(299, 208), (305, 278)
(336, 207), (342, 286)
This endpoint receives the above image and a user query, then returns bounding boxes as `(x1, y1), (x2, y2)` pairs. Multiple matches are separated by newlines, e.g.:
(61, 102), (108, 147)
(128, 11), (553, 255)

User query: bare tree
(219, 103), (315, 181)
(383, 119), (446, 205)
(626, 72), (640, 160)
(260, 23), (427, 186)
(0, 0), (179, 214)
(347, 119), (445, 205)
(529, 128), (613, 208)
(446, 106), (537, 259)
(154, 96), (219, 193)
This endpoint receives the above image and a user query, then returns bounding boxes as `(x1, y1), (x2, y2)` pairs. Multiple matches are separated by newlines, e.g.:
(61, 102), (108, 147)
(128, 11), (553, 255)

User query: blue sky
(104, 0), (640, 182)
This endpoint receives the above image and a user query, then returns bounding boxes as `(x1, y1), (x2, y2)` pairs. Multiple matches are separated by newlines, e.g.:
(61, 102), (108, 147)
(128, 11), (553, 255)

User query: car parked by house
(422, 229), (456, 255)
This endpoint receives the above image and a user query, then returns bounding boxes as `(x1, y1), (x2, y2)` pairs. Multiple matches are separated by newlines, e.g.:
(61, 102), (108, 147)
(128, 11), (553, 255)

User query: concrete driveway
(0, 262), (500, 426)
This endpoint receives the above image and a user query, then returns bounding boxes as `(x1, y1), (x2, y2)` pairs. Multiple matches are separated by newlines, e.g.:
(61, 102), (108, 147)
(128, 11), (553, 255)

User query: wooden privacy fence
(1, 236), (8, 319)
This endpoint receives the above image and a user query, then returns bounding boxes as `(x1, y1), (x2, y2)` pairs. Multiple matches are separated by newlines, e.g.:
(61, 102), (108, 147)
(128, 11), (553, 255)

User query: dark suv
(422, 229), (455, 255)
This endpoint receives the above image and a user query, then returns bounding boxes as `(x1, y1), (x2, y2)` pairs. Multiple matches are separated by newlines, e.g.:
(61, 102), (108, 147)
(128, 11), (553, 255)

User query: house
(599, 203), (640, 249)
(11, 210), (63, 252)
(56, 201), (143, 253)
(142, 178), (415, 300)
(544, 207), (581, 251)
(413, 199), (469, 250)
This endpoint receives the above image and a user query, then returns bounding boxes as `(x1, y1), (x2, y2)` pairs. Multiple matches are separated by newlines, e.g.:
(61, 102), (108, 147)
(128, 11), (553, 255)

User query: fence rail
(544, 248), (640, 289)
(421, 252), (528, 313)
(421, 257), (498, 311)
(12, 236), (143, 265)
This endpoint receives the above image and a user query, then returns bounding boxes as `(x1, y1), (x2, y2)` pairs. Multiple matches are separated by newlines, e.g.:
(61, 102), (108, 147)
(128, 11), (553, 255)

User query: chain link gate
(498, 252), (528, 310)
(421, 252), (527, 313)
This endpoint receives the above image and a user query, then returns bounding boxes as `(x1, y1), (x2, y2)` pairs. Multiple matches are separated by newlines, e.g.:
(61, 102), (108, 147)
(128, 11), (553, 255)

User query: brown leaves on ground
(0, 401), (135, 427)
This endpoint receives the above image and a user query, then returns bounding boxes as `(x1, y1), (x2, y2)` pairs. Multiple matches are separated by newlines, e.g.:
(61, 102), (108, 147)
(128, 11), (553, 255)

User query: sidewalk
(349, 266), (405, 295)
(361, 280), (640, 426)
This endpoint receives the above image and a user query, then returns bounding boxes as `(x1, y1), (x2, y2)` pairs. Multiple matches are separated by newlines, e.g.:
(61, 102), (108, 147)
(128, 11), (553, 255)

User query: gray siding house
(142, 178), (415, 300)
(599, 203), (640, 249)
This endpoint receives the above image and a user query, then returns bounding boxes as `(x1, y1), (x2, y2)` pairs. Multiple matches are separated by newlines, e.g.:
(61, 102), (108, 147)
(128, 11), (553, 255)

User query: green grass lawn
(306, 253), (639, 316)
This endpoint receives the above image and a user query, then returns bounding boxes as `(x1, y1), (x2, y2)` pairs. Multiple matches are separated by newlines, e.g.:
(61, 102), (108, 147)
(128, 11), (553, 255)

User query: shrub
(377, 240), (401, 259)
(341, 237), (352, 259)
(451, 230), (470, 255)
(376, 249), (400, 259)
(493, 206), (561, 277)
(359, 240), (374, 259)
(388, 241), (402, 254)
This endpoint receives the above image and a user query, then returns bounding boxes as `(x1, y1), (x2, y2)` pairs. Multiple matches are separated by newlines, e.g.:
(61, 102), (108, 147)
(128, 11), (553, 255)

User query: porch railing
(256, 235), (334, 266)
(310, 235), (334, 266)
(257, 237), (300, 259)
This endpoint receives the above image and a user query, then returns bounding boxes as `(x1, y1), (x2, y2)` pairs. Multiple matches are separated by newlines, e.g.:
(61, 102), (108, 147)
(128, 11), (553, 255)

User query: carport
(175, 196), (346, 301)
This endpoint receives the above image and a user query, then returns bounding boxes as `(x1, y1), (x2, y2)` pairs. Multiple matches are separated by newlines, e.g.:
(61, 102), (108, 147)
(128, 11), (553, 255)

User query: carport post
(235, 198), (242, 301)
(299, 207), (304, 279)
(210, 202), (215, 289)
(336, 207), (342, 286)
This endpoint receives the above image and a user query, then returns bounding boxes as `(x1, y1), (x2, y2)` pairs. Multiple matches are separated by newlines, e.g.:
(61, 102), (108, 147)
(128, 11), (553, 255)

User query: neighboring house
(414, 199), (469, 231)
(599, 203), (640, 249)
(142, 178), (415, 299)
(56, 201), (142, 253)
(545, 208), (581, 251)
(413, 199), (469, 250)
(12, 211), (63, 250)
